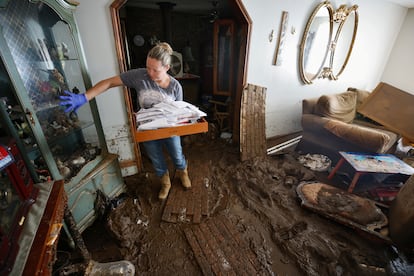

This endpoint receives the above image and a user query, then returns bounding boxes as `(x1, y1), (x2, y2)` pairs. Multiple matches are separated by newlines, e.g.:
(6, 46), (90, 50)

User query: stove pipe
(157, 2), (176, 44)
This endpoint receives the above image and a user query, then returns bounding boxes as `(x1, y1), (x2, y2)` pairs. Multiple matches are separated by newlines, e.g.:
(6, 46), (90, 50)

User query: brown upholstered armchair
(296, 88), (399, 163)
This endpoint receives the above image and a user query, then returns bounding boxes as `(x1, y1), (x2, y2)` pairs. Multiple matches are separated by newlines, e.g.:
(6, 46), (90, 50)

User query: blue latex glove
(59, 90), (87, 113)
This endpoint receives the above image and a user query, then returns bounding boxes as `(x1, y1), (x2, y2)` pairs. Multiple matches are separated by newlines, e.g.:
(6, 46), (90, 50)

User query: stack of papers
(135, 100), (207, 130)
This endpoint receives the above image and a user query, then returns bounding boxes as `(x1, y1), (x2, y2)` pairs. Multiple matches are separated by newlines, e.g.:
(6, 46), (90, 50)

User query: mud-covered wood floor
(56, 133), (414, 275)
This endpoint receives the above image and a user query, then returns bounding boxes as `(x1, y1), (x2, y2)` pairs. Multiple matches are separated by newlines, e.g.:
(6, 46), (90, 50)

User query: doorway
(110, 0), (251, 170)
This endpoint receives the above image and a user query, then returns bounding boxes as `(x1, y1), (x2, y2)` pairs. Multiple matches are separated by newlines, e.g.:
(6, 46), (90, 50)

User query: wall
(74, 0), (409, 175)
(124, 6), (211, 78)
(381, 8), (414, 94)
(74, 0), (137, 176)
(241, 0), (407, 137)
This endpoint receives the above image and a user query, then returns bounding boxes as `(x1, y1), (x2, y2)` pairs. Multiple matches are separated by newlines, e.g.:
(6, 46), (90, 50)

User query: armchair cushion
(324, 119), (398, 153)
(302, 97), (318, 114)
(315, 91), (357, 123)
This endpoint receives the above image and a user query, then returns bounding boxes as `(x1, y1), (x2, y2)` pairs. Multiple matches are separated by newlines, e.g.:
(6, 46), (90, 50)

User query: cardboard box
(358, 82), (414, 141)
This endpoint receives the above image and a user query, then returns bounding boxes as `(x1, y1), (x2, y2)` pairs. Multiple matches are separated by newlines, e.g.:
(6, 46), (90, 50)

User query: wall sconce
(269, 29), (274, 42)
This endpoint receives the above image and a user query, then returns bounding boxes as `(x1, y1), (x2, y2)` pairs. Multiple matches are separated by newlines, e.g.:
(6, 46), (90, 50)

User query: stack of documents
(135, 100), (207, 130)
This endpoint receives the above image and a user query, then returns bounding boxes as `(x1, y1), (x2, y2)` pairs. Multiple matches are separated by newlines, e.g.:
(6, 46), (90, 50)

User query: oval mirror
(299, 2), (333, 84)
(330, 5), (358, 79)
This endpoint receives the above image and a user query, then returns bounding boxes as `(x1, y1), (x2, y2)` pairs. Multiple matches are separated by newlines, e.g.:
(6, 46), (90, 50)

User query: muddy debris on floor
(83, 136), (412, 275)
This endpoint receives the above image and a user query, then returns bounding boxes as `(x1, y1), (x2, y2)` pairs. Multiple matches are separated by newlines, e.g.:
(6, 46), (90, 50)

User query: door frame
(109, 0), (251, 170)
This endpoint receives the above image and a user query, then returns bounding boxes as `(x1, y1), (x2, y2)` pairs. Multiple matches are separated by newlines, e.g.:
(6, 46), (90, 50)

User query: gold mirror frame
(328, 4), (358, 80)
(299, 2), (359, 84)
(299, 1), (334, 84)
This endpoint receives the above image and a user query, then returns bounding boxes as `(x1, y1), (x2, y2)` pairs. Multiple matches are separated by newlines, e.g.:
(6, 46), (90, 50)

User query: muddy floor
(75, 133), (414, 276)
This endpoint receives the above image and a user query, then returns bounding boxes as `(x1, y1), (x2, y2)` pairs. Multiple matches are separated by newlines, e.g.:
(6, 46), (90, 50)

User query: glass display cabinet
(0, 0), (124, 234)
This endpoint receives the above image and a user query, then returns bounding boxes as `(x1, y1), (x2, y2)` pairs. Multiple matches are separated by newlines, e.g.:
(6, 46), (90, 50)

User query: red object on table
(0, 140), (38, 274)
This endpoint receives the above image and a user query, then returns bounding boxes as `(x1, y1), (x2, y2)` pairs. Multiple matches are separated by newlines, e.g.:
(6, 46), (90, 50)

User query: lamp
(182, 43), (195, 73)
(182, 45), (194, 62)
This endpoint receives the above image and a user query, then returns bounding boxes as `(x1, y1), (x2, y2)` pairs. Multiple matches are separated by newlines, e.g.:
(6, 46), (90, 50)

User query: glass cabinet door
(0, 0), (105, 181)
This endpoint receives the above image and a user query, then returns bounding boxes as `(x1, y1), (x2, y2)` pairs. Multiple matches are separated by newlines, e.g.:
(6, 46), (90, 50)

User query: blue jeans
(142, 136), (187, 177)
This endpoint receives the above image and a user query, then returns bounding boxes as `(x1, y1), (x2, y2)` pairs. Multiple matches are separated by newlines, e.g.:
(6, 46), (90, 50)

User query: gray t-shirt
(120, 68), (183, 109)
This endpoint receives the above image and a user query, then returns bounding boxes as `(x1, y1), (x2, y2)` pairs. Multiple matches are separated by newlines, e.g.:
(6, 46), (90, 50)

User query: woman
(60, 42), (191, 200)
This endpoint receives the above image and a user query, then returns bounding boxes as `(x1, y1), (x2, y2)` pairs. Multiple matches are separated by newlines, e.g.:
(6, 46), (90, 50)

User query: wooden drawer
(135, 118), (208, 142)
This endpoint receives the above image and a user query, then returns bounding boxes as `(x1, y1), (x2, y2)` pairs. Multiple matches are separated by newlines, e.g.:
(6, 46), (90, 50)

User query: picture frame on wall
(273, 11), (289, 66)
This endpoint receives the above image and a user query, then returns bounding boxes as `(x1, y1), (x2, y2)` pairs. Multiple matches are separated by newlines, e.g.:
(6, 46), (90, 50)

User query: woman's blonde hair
(147, 42), (173, 67)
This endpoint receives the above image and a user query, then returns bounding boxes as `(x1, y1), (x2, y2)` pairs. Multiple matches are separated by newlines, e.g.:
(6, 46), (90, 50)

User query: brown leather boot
(177, 166), (191, 189)
(158, 171), (171, 200)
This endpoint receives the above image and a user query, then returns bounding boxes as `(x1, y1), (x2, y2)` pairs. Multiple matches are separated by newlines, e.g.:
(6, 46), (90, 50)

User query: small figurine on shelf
(61, 42), (69, 59)
(57, 42), (69, 60)
(51, 69), (65, 87)
(56, 159), (71, 179)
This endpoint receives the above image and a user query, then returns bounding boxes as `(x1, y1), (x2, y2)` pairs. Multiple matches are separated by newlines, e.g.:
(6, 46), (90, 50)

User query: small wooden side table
(328, 151), (414, 193)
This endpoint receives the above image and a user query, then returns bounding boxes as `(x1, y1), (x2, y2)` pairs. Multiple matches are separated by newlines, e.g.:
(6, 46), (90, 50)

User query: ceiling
(125, 0), (226, 14)
(391, 0), (414, 7)
(125, 0), (414, 11)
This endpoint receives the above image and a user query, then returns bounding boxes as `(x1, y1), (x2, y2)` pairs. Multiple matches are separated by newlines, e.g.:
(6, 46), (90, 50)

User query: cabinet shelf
(34, 102), (61, 113)
(45, 120), (94, 143)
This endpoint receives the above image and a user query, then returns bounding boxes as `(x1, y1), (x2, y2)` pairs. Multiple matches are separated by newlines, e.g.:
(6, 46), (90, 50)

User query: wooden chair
(208, 97), (231, 132)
